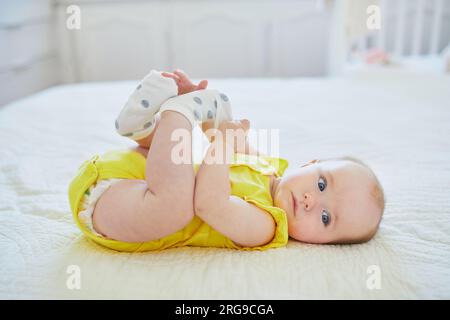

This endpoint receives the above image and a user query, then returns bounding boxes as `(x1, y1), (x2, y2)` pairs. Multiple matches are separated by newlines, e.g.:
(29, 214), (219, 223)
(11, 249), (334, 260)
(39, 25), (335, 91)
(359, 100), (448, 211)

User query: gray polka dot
(123, 132), (134, 137)
(207, 110), (214, 119)
(214, 99), (218, 109)
(136, 84), (142, 90)
(220, 93), (229, 102)
(143, 120), (153, 129)
(194, 110), (201, 120)
(193, 97), (202, 104)
(115, 120), (119, 129)
(141, 99), (150, 108)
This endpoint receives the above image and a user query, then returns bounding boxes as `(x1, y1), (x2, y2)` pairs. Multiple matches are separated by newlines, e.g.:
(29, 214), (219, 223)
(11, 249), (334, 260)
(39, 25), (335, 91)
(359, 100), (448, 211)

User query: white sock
(159, 89), (232, 129)
(115, 70), (178, 140)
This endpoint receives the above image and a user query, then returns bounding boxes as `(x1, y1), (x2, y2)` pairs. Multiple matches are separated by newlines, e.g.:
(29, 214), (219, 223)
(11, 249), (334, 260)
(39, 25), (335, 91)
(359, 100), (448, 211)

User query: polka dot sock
(159, 89), (232, 129)
(115, 70), (178, 140)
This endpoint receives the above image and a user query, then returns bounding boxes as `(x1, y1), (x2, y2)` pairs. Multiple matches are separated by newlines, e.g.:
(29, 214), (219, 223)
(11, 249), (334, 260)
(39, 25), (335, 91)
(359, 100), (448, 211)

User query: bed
(1, 69), (449, 299)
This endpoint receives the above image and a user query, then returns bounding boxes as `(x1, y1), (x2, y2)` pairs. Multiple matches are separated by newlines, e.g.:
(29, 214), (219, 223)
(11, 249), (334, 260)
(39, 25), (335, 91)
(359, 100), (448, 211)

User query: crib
(329, 0), (450, 74)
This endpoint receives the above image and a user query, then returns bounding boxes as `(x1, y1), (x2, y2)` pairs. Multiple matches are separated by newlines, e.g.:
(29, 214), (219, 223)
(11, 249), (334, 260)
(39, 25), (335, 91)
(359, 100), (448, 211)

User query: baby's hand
(213, 119), (250, 153)
(161, 69), (208, 95)
(217, 119), (250, 135)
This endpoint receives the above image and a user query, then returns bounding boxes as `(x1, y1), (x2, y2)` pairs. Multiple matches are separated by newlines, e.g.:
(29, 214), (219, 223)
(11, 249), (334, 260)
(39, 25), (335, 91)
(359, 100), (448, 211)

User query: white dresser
(0, 0), (333, 105)
(55, 0), (332, 82)
(0, 0), (60, 106)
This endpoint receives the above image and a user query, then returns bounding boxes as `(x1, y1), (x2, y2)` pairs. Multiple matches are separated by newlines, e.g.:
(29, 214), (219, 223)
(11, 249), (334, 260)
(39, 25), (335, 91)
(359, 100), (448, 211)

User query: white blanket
(1, 71), (449, 299)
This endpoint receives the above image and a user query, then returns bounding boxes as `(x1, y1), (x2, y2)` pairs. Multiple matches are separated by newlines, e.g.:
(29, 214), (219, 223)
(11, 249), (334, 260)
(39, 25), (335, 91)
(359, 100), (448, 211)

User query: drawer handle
(7, 53), (56, 73)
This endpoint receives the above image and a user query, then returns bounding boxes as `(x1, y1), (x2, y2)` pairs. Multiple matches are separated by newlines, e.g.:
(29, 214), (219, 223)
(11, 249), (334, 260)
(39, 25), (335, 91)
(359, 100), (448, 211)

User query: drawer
(0, 56), (59, 107)
(0, 0), (52, 26)
(0, 21), (55, 72)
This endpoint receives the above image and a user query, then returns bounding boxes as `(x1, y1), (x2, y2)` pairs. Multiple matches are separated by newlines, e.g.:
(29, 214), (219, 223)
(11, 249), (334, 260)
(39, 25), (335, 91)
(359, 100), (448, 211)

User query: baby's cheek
(298, 216), (332, 243)
(289, 216), (317, 242)
(298, 223), (317, 241)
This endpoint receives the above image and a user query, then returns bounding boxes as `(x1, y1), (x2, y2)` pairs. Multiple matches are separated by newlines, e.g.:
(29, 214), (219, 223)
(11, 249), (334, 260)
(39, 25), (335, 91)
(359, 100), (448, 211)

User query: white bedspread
(1, 71), (449, 299)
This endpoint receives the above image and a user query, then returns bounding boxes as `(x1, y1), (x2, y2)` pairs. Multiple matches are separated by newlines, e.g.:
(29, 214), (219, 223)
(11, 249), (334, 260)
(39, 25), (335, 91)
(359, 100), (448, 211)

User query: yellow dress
(68, 149), (289, 252)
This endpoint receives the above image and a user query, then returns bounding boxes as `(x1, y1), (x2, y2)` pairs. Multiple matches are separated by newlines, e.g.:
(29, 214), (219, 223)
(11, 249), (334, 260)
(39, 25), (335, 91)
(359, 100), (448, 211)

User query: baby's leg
(93, 110), (195, 243)
(134, 88), (233, 151)
(115, 70), (178, 142)
(134, 114), (161, 149)
(160, 89), (232, 129)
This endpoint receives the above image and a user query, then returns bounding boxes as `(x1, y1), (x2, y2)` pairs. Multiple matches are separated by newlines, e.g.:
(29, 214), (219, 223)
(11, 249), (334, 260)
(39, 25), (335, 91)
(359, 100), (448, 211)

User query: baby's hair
(320, 156), (385, 244)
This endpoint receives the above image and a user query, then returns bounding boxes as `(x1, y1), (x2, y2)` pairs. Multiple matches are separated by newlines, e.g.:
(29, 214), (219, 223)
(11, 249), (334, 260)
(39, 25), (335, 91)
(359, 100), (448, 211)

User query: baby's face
(273, 159), (380, 244)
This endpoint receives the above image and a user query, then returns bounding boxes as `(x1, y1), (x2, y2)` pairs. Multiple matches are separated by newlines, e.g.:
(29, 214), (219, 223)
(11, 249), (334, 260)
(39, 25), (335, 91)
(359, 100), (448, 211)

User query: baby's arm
(194, 121), (275, 247)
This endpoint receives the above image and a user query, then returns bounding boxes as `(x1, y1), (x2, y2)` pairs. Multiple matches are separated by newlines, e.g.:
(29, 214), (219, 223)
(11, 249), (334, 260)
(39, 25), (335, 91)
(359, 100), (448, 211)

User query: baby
(68, 70), (385, 252)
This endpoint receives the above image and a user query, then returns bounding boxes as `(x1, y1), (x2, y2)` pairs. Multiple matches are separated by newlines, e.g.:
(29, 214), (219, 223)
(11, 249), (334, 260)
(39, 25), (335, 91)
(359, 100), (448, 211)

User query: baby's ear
(301, 159), (319, 167)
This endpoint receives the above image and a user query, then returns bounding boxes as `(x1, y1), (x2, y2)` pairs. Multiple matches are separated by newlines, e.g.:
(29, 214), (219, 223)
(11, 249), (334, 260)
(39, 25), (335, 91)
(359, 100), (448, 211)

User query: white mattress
(1, 71), (449, 299)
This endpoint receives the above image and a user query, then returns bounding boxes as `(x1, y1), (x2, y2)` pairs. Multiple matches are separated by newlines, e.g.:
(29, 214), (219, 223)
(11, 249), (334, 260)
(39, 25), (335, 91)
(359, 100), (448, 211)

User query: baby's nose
(303, 193), (315, 211)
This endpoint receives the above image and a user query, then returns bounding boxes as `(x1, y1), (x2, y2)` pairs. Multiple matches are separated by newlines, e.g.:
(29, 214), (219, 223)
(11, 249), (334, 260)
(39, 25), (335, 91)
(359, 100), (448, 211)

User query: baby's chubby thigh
(92, 178), (195, 243)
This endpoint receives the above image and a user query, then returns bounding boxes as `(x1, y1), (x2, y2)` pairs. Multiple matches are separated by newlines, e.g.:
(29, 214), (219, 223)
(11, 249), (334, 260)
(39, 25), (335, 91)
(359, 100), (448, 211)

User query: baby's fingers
(218, 119), (250, 133)
(173, 69), (190, 82)
(161, 72), (181, 83)
(197, 80), (208, 90)
(240, 119), (250, 131)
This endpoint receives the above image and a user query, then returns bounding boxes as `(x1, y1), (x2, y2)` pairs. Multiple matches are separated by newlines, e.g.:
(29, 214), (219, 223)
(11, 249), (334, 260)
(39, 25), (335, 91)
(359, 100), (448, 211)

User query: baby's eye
(318, 176), (327, 192)
(321, 210), (331, 226)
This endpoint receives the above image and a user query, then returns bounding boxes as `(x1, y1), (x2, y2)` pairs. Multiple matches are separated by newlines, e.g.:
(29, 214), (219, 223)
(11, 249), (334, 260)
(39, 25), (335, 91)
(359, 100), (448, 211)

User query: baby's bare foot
(162, 69), (208, 95)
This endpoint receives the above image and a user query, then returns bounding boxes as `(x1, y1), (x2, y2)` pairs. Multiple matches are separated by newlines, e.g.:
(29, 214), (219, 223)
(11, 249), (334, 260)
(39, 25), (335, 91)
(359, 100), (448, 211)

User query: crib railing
(363, 0), (447, 56)
(329, 0), (450, 73)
